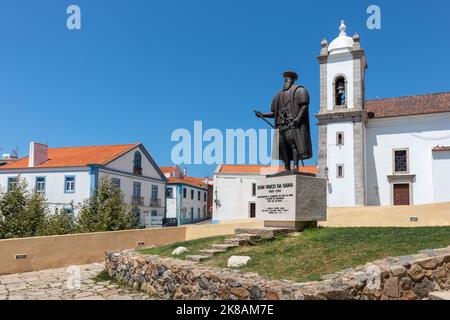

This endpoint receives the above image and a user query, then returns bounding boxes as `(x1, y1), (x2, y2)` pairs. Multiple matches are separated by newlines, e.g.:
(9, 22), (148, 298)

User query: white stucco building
(212, 165), (317, 223)
(316, 21), (450, 207)
(0, 142), (167, 227)
(162, 166), (209, 225)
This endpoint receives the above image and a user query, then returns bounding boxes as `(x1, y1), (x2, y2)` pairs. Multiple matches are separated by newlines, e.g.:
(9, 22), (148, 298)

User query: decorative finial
(339, 20), (347, 36)
(320, 38), (328, 55)
(353, 33), (360, 49)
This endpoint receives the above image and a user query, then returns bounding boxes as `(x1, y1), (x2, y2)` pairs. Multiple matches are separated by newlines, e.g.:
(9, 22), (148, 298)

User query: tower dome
(328, 20), (354, 54)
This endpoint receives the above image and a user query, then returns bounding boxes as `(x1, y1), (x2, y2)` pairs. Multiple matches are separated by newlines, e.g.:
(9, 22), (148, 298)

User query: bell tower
(316, 21), (368, 207)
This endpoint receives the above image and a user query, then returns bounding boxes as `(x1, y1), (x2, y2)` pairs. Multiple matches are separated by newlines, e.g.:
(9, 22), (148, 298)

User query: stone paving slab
(0, 263), (154, 300)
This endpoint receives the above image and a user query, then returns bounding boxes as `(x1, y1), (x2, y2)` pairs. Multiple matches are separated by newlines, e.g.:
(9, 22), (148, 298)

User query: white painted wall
(432, 151), (450, 203)
(326, 53), (354, 111)
(0, 169), (91, 213)
(177, 184), (208, 224)
(213, 173), (264, 221)
(107, 146), (161, 178)
(326, 122), (355, 207)
(166, 185), (178, 219)
(365, 113), (450, 206)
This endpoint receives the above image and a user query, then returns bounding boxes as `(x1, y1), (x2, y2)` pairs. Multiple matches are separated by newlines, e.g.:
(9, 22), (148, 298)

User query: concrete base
(256, 172), (327, 228)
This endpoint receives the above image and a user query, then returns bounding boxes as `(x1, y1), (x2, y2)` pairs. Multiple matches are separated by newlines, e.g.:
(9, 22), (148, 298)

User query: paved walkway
(0, 263), (153, 300)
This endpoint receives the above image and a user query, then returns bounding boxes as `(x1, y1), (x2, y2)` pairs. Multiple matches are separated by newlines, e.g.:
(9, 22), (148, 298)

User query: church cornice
(315, 109), (368, 125)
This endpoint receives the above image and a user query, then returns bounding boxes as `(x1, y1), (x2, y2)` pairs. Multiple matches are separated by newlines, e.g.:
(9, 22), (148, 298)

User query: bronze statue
(255, 71), (312, 171)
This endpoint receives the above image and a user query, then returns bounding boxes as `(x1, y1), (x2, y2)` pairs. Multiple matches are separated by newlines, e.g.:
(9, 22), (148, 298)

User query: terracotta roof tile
(366, 92), (450, 119)
(218, 165), (317, 175)
(168, 176), (208, 189)
(0, 143), (139, 170)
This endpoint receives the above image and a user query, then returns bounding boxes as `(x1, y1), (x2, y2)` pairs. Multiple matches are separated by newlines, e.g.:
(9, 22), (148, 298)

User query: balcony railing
(131, 196), (145, 206)
(150, 198), (162, 207)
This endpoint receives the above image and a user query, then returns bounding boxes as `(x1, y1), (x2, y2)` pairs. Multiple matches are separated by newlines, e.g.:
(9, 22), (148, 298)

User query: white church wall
(432, 151), (450, 203)
(326, 54), (354, 111)
(365, 113), (450, 206)
(326, 122), (356, 207)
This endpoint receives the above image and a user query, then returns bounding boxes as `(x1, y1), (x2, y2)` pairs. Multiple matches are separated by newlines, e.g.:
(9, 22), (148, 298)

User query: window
(151, 185), (158, 200)
(252, 183), (256, 196)
(36, 177), (46, 193)
(7, 177), (17, 191)
(190, 189), (194, 200)
(64, 176), (75, 193)
(167, 187), (173, 198)
(336, 132), (344, 146)
(336, 164), (344, 178)
(151, 210), (158, 217)
(197, 208), (200, 219)
(133, 151), (142, 175)
(204, 192), (207, 202)
(111, 178), (121, 189)
(334, 76), (347, 107)
(394, 149), (408, 173)
(197, 191), (201, 201)
(133, 182), (141, 198)
(183, 188), (187, 198)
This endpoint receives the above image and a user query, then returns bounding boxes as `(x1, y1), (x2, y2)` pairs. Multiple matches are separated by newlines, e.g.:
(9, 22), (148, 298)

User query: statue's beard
(283, 82), (293, 91)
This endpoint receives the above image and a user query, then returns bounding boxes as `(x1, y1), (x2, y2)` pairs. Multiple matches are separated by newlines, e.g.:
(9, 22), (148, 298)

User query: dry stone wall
(105, 246), (450, 300)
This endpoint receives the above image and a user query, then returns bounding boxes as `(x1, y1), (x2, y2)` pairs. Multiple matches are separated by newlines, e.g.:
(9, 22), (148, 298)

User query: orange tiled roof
(160, 166), (179, 173)
(168, 176), (209, 189)
(218, 164), (317, 175)
(366, 92), (450, 119)
(0, 143), (139, 170)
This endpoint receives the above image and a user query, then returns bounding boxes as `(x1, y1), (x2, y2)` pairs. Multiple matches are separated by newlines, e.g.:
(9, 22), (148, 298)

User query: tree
(0, 176), (30, 239)
(76, 177), (137, 233)
(43, 208), (75, 236)
(24, 191), (48, 237)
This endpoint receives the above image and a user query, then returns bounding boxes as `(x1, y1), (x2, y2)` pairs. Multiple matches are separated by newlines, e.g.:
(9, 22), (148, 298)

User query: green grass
(204, 227), (450, 282)
(135, 227), (450, 283)
(138, 235), (227, 260)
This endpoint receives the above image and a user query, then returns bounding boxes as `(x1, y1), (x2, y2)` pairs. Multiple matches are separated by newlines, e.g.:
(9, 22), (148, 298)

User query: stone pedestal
(256, 172), (327, 230)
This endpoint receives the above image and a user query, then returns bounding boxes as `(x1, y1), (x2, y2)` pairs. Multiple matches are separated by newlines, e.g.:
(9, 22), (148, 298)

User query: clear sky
(1, 0), (449, 177)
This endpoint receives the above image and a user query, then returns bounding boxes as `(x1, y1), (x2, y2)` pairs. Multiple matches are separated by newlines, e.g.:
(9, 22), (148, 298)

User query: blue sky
(1, 0), (449, 177)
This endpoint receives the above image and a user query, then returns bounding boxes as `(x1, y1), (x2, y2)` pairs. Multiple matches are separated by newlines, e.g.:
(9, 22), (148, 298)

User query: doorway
(393, 184), (410, 206)
(249, 202), (256, 218)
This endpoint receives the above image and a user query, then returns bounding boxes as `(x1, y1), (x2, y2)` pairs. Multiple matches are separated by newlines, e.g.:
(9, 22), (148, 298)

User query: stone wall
(105, 245), (450, 300)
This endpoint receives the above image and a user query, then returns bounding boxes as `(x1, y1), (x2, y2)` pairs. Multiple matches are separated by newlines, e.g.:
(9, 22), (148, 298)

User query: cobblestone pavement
(0, 263), (153, 300)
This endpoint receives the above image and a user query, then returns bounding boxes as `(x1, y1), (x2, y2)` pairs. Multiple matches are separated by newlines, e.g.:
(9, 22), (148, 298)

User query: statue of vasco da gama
(255, 71), (313, 171)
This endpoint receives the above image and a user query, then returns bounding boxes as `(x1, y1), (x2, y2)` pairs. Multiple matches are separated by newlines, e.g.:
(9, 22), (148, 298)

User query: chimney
(28, 142), (48, 167)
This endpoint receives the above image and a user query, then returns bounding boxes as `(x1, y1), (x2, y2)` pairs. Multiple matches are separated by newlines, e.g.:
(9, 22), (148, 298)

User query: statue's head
(282, 71), (298, 91)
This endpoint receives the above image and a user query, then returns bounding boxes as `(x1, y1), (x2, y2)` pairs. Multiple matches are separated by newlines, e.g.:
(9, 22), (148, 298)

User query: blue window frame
(151, 185), (158, 200)
(64, 176), (76, 193)
(35, 177), (46, 193)
(111, 178), (121, 189)
(7, 177), (17, 191)
(133, 151), (142, 175)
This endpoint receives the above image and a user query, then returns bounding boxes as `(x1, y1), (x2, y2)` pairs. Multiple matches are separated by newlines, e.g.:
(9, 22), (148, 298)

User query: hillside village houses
(212, 21), (450, 221)
(0, 142), (167, 228)
(161, 166), (211, 225)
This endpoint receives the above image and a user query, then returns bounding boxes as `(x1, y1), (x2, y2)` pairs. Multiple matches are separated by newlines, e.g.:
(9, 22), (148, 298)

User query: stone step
(211, 243), (239, 250)
(235, 227), (297, 239)
(185, 255), (210, 262)
(198, 248), (226, 256)
(429, 291), (450, 300)
(234, 233), (262, 240)
(224, 238), (250, 245)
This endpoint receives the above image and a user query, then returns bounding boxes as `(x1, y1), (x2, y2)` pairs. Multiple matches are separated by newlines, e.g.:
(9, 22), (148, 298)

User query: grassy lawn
(138, 235), (227, 260)
(205, 227), (450, 282)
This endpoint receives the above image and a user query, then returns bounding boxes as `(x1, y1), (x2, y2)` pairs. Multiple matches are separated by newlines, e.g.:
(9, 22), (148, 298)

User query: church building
(317, 21), (450, 207)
